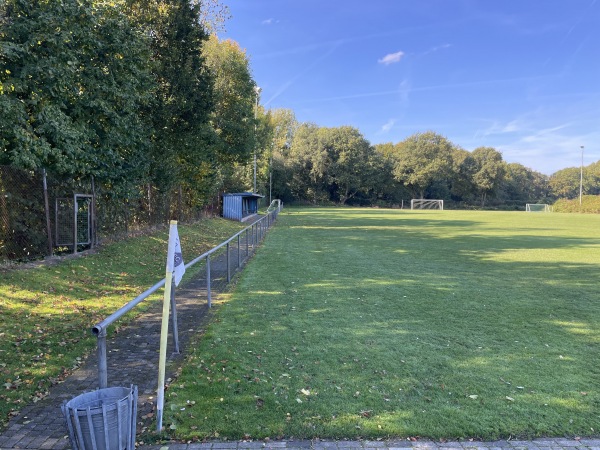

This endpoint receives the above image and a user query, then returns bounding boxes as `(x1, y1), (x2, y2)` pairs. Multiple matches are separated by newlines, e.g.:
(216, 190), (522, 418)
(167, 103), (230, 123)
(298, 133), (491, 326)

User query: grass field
(164, 208), (600, 441)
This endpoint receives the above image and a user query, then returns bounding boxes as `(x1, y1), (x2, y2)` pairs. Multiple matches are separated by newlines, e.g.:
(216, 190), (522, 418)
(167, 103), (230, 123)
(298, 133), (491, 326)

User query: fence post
(91, 176), (97, 248)
(73, 195), (78, 254)
(226, 242), (231, 283)
(42, 169), (53, 256)
(170, 277), (180, 354)
(207, 255), (212, 308)
(237, 235), (241, 268)
(97, 328), (108, 389)
(246, 228), (249, 256)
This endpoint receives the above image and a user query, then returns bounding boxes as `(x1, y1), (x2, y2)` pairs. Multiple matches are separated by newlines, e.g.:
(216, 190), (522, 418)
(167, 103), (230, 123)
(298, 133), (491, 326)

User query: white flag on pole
(166, 222), (185, 286)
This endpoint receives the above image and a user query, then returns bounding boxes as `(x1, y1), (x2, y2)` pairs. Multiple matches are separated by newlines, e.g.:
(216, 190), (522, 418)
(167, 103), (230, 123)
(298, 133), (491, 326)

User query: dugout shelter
(222, 192), (264, 222)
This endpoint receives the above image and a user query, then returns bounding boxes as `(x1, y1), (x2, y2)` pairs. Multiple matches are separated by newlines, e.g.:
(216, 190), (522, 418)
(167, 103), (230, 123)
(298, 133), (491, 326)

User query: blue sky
(220, 0), (600, 175)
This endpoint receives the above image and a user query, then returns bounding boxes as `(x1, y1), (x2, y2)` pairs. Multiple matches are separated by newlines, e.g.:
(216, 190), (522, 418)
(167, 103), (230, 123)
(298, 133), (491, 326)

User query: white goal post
(525, 203), (551, 212)
(411, 199), (444, 210)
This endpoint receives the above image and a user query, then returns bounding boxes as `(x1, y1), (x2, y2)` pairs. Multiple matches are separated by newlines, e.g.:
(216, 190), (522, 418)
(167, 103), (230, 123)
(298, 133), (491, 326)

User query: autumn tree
(203, 35), (256, 165)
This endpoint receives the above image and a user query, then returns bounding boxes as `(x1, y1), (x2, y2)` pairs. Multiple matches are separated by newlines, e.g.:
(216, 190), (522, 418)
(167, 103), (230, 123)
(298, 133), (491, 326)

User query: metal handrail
(91, 204), (282, 388)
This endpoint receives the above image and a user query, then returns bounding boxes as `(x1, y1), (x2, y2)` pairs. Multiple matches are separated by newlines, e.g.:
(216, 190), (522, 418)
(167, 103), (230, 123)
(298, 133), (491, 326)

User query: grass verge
(0, 218), (245, 430)
(164, 207), (600, 441)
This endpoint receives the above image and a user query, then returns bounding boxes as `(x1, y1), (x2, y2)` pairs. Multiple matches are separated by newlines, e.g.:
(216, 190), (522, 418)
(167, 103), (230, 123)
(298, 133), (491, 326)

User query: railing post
(97, 328), (108, 389)
(170, 277), (180, 354)
(246, 228), (249, 256)
(237, 234), (241, 268)
(207, 255), (212, 308)
(226, 242), (231, 283)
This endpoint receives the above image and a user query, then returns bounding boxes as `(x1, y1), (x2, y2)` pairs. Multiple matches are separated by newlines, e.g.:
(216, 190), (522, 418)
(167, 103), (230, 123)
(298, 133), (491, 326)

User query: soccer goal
(411, 199), (444, 210)
(525, 203), (551, 212)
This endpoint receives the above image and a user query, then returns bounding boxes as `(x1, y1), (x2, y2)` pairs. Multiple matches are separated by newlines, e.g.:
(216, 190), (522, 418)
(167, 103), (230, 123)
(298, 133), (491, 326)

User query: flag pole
(156, 273), (172, 431)
(156, 220), (177, 432)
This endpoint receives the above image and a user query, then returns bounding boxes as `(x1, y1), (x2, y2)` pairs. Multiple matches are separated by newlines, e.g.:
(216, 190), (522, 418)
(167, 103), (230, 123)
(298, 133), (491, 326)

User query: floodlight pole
(254, 86), (261, 194)
(579, 145), (584, 206)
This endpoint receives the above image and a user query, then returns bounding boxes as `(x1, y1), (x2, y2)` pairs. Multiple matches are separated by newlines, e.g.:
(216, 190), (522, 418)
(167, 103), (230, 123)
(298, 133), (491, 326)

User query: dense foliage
(0, 0), (153, 187)
(0, 0), (249, 211)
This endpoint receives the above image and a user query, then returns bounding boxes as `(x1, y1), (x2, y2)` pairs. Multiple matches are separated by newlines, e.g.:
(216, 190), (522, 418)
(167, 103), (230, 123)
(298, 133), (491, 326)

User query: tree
(141, 0), (215, 207)
(500, 163), (549, 205)
(287, 123), (327, 202)
(585, 160), (600, 196)
(548, 167), (581, 199)
(449, 148), (476, 203)
(203, 35), (256, 165)
(372, 143), (409, 205)
(471, 146), (505, 207)
(392, 131), (454, 199)
(325, 126), (374, 204)
(195, 0), (231, 34)
(0, 0), (153, 190)
(269, 109), (299, 202)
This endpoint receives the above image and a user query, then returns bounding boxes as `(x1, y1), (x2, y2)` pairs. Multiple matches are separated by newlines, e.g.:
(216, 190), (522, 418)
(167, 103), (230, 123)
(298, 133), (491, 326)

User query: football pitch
(166, 208), (600, 441)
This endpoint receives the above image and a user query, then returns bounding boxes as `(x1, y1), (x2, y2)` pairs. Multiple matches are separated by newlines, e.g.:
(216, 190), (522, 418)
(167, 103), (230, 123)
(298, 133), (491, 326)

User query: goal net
(411, 199), (444, 210)
(525, 203), (551, 212)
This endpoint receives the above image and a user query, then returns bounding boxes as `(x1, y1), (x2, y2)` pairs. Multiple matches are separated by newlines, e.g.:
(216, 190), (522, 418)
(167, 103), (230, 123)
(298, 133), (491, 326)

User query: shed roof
(222, 192), (264, 199)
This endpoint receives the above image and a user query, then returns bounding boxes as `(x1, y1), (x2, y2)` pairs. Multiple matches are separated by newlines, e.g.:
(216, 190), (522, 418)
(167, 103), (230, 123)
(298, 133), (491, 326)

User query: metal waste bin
(62, 385), (138, 450)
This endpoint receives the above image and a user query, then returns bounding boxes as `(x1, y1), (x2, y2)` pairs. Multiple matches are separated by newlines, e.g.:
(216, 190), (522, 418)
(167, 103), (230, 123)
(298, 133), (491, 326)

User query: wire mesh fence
(0, 165), (221, 264)
(0, 166), (49, 262)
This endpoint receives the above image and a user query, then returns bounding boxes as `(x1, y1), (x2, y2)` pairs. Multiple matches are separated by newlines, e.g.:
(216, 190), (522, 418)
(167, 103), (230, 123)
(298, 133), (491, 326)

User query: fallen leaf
(506, 396), (514, 401)
(468, 395), (478, 399)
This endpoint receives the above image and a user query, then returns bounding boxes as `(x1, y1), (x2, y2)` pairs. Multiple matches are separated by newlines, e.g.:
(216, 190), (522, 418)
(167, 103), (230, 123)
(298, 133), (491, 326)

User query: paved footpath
(138, 438), (600, 450)
(0, 218), (596, 450)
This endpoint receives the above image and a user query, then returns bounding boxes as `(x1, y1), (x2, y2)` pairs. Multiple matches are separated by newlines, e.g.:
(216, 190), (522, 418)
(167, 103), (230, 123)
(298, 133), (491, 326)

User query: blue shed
(222, 192), (264, 221)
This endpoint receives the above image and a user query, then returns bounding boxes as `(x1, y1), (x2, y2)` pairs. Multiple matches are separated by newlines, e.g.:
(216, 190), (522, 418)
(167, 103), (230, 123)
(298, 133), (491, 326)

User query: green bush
(553, 195), (600, 213)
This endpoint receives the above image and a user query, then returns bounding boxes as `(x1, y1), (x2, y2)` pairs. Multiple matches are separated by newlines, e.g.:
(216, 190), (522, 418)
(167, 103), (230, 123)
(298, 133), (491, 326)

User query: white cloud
(378, 51), (405, 65)
(380, 119), (395, 133)
(261, 18), (275, 25)
(422, 43), (452, 56)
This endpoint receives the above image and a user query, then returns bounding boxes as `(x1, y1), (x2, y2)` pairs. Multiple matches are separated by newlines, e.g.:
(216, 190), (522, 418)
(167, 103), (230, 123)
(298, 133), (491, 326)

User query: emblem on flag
(166, 222), (186, 286)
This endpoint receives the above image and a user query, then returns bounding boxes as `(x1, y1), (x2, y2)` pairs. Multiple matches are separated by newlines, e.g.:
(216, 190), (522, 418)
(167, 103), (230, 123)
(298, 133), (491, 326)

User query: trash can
(61, 385), (138, 450)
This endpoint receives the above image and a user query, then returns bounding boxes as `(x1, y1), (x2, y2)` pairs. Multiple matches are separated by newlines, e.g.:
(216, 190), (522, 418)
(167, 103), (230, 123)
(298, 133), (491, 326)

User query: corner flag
(166, 222), (185, 286)
(157, 220), (185, 431)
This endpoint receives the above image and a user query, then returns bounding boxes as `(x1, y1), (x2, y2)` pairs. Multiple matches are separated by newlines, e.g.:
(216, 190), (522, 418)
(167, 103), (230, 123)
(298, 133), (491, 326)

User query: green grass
(164, 208), (600, 441)
(0, 218), (245, 429)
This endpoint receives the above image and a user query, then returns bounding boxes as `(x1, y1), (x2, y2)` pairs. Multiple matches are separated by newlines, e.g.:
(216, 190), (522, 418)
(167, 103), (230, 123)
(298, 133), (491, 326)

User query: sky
(220, 0), (600, 175)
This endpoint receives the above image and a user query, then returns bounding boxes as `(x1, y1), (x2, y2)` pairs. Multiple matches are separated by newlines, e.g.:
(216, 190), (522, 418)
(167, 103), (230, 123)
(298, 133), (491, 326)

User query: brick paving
(137, 438), (600, 450)
(0, 214), (596, 450)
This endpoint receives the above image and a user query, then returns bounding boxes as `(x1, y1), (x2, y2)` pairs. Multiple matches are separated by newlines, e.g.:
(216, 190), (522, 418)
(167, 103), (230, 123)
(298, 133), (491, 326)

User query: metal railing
(91, 204), (282, 388)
